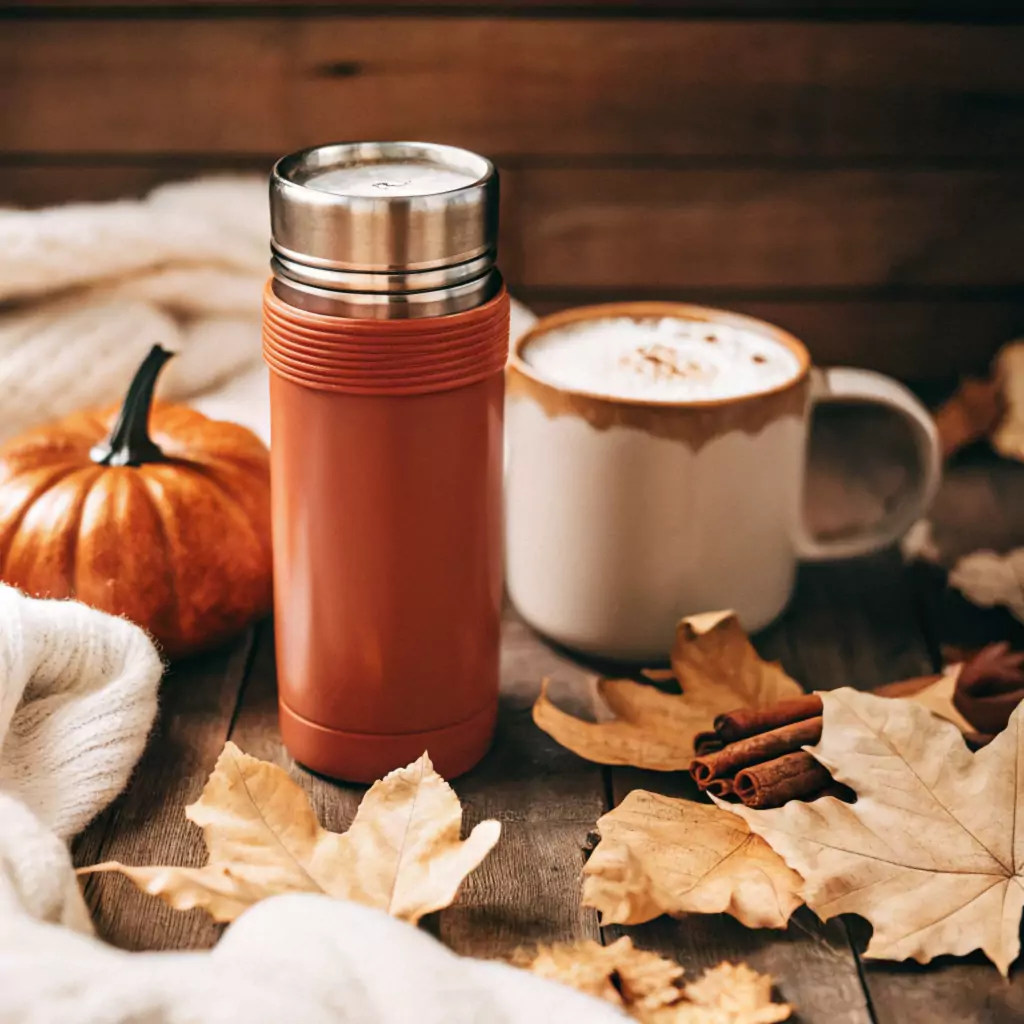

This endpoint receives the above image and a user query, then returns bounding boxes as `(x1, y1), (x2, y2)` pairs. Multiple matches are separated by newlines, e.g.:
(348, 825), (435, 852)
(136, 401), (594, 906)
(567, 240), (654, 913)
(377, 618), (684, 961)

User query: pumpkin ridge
(65, 466), (107, 599)
(0, 462), (93, 565)
(133, 470), (182, 654)
(174, 460), (271, 565)
(4, 465), (105, 600)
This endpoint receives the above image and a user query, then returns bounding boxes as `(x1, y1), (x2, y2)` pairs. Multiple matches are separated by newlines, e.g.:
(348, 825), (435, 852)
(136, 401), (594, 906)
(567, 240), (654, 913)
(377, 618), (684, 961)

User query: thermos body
(264, 142), (509, 782)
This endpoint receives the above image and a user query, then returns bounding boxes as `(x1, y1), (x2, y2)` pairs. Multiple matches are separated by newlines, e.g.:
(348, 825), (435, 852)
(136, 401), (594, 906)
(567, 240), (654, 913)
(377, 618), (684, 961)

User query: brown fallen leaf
(933, 375), (1004, 459)
(674, 962), (792, 1024)
(523, 936), (683, 1014)
(583, 790), (803, 929)
(992, 340), (1024, 461)
(520, 937), (791, 1023)
(720, 689), (1024, 975)
(533, 611), (803, 770)
(79, 743), (500, 924)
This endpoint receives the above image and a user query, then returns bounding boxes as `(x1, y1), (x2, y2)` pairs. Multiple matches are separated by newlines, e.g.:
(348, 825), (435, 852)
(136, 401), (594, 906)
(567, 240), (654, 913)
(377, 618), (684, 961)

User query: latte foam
(522, 316), (802, 402)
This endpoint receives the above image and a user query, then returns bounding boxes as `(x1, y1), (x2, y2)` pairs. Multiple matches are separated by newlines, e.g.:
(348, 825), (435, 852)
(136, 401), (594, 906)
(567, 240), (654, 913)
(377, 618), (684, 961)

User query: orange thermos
(263, 143), (508, 782)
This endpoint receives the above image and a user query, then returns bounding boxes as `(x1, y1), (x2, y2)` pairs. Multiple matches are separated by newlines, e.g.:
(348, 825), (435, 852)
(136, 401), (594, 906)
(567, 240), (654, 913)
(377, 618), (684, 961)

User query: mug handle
(794, 367), (942, 562)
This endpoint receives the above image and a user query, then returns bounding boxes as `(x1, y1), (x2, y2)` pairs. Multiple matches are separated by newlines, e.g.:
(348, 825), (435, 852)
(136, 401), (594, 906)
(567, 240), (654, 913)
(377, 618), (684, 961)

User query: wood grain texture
(10, 1), (1021, 16)
(3, 17), (1024, 160)
(5, 162), (1024, 290)
(438, 612), (608, 958)
(72, 628), (255, 951)
(511, 168), (1024, 290)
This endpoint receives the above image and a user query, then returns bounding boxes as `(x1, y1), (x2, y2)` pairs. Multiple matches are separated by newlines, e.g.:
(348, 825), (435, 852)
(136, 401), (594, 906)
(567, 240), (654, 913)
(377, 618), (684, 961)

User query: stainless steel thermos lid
(270, 142), (500, 317)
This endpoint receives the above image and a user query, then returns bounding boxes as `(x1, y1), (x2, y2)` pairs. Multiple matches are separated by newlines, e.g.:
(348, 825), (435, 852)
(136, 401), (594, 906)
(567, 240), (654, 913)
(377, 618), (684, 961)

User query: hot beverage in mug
(505, 303), (940, 660)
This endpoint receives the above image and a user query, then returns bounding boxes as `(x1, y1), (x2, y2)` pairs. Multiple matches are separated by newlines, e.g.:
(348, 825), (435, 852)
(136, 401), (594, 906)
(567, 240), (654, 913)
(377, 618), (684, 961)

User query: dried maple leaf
(80, 743), (500, 924)
(520, 937), (791, 1023)
(672, 962), (792, 1024)
(533, 611), (803, 770)
(933, 376), (1003, 459)
(583, 790), (803, 929)
(992, 340), (1024, 461)
(720, 689), (1024, 975)
(523, 937), (683, 1013)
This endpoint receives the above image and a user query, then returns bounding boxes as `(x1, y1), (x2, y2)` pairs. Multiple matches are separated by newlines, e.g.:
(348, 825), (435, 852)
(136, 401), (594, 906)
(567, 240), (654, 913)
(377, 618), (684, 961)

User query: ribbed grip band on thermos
(263, 282), (509, 395)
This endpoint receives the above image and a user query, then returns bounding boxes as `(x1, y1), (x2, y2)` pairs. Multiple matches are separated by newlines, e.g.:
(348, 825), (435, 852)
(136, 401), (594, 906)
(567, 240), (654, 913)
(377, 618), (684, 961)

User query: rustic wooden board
(5, 161), (1023, 290)
(10, 2), (1019, 15)
(438, 613), (609, 958)
(73, 629), (255, 951)
(4, 17), (1024, 160)
(510, 168), (1024, 290)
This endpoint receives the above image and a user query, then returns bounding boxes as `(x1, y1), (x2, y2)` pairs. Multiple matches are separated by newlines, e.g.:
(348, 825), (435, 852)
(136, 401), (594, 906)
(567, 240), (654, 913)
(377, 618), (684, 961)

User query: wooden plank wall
(2, 2), (1023, 381)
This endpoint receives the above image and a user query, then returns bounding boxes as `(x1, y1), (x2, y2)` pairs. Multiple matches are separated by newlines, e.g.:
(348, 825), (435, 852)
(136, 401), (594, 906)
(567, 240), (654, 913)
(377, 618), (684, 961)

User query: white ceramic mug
(505, 302), (941, 659)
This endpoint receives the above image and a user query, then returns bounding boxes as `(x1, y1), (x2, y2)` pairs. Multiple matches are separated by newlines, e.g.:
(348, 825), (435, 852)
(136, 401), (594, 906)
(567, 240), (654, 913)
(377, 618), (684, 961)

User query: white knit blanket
(0, 587), (618, 1023)
(0, 180), (537, 445)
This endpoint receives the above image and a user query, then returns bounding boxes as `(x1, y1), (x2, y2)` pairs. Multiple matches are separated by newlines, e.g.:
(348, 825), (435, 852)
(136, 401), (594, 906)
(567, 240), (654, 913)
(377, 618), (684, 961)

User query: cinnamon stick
(734, 752), (832, 809)
(690, 717), (822, 787)
(693, 731), (724, 757)
(713, 694), (823, 744)
(704, 777), (736, 799)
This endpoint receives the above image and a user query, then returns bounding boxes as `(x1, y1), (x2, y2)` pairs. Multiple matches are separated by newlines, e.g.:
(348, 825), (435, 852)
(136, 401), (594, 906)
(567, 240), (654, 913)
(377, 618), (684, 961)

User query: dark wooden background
(2, 1), (1023, 382)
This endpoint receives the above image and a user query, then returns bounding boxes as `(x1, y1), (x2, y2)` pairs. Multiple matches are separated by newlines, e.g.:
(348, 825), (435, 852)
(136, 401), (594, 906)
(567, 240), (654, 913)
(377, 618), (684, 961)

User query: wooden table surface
(73, 426), (1024, 1024)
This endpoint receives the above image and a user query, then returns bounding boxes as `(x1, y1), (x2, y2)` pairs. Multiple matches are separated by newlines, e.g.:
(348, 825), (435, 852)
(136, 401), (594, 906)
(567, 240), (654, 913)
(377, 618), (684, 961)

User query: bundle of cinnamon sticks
(690, 642), (1024, 810)
(690, 695), (848, 809)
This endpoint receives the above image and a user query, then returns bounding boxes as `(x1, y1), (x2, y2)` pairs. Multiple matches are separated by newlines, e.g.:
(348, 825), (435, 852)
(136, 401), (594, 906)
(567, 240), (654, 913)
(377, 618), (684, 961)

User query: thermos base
(278, 698), (498, 784)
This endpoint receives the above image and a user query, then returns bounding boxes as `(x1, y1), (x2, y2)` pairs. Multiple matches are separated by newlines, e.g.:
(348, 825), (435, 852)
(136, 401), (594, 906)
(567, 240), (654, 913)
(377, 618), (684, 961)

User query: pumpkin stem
(91, 344), (174, 467)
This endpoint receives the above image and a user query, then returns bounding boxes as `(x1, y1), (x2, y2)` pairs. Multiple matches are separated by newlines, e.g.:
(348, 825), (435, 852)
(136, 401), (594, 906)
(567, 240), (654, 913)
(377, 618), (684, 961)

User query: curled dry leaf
(533, 611), (803, 770)
(933, 376), (1003, 459)
(583, 790), (804, 929)
(523, 936), (683, 1015)
(992, 340), (1024, 461)
(720, 689), (1024, 975)
(79, 743), (500, 924)
(932, 338), (1024, 462)
(520, 937), (791, 1023)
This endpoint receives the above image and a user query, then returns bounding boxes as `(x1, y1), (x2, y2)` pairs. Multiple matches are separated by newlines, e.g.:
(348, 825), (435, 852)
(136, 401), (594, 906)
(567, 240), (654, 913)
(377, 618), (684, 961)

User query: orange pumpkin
(0, 345), (272, 658)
